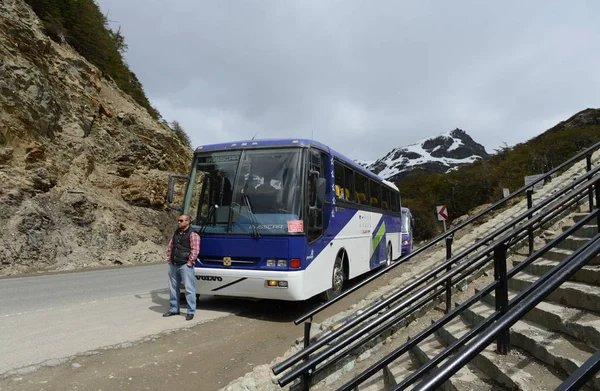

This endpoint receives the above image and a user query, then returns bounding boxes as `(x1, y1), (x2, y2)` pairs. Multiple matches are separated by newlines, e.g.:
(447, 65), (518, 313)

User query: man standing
(164, 214), (199, 320)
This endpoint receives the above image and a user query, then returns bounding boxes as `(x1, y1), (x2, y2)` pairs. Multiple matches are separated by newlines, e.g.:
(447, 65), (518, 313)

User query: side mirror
(167, 174), (189, 206)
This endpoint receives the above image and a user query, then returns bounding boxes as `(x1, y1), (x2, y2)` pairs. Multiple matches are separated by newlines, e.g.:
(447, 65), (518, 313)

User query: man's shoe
(163, 311), (180, 317)
(186, 314), (194, 321)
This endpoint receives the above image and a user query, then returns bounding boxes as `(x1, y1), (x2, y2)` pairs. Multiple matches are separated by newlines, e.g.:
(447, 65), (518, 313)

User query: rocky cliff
(0, 0), (192, 276)
(360, 128), (489, 182)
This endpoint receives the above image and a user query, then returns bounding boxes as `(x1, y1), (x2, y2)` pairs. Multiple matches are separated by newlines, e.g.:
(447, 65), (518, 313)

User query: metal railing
(413, 226), (600, 391)
(271, 142), (600, 390)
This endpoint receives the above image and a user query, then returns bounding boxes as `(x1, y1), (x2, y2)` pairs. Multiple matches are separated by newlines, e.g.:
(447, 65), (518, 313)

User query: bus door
(306, 149), (332, 263)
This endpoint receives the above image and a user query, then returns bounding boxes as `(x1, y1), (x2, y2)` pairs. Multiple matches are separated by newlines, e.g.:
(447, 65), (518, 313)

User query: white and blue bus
(168, 138), (403, 301)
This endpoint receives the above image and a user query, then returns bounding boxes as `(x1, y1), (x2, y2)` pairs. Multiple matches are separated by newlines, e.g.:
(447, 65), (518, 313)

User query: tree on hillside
(24, 0), (160, 120)
(170, 121), (192, 148)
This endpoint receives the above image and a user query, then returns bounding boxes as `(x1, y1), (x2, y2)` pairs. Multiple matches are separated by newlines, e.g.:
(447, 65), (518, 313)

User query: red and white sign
(287, 220), (304, 233)
(436, 205), (448, 221)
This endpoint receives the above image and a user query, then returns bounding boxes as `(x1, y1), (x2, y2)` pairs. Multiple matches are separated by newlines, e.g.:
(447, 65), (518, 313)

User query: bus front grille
(201, 257), (260, 267)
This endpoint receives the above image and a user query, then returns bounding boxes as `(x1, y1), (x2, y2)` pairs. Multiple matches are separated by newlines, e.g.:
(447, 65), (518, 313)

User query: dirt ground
(0, 268), (402, 391)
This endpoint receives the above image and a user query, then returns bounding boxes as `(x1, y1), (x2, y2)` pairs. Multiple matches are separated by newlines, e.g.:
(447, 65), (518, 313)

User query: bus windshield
(402, 210), (411, 233)
(190, 148), (304, 235)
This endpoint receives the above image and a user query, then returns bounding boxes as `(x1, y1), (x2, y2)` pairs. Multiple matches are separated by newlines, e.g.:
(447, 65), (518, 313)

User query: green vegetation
(170, 120), (192, 148)
(25, 0), (160, 120)
(400, 123), (600, 240)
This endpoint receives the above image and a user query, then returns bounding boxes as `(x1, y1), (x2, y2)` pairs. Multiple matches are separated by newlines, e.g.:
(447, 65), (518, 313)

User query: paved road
(0, 264), (246, 375)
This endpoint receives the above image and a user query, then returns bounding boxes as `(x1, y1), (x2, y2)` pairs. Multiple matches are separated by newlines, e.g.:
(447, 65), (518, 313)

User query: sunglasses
(178, 219), (187, 223)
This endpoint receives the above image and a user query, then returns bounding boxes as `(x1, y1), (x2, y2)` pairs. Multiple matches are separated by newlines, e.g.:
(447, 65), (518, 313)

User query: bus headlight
(403, 240), (409, 245)
(266, 259), (276, 267)
(277, 259), (287, 267)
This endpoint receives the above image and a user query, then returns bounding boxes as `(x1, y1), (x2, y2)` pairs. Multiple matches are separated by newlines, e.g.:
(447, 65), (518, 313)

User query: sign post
(436, 205), (448, 232)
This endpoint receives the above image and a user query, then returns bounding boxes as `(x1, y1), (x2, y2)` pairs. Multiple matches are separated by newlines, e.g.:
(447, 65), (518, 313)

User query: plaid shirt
(166, 228), (200, 266)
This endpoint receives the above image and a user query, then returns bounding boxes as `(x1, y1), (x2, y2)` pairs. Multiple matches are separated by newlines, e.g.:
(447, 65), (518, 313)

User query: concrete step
(356, 354), (420, 391)
(355, 351), (420, 390)
(411, 333), (502, 391)
(382, 354), (420, 390)
(462, 301), (600, 390)
(561, 223), (598, 239)
(355, 369), (387, 391)
(435, 317), (564, 390)
(512, 259), (600, 285)
(481, 290), (600, 350)
(541, 247), (600, 265)
(553, 235), (593, 252)
(509, 271), (600, 313)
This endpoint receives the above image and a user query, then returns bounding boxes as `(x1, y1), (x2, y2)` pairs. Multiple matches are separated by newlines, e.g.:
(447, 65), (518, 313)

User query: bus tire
(321, 255), (345, 301)
(385, 243), (393, 267)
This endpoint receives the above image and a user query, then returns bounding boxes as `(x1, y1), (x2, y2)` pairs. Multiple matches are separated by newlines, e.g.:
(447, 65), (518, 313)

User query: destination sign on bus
(198, 154), (240, 164)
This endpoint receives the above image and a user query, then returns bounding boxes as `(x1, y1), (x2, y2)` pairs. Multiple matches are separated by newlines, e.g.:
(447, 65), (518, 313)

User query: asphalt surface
(0, 264), (248, 375)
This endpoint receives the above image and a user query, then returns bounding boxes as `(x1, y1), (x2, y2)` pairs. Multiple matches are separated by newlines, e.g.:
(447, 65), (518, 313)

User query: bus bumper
(193, 267), (307, 301)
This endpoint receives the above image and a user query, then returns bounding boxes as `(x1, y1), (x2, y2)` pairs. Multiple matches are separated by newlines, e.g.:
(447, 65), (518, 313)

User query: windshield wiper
(199, 204), (218, 235)
(242, 192), (260, 238)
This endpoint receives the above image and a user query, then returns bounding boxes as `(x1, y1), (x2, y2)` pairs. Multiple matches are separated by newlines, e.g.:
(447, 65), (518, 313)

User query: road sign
(436, 205), (448, 221)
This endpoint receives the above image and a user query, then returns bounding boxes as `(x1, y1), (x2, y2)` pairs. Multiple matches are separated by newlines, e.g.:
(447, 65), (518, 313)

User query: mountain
(0, 0), (191, 276)
(360, 128), (489, 182)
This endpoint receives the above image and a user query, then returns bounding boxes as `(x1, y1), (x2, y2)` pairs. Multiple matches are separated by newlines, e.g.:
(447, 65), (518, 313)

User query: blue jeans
(168, 263), (196, 315)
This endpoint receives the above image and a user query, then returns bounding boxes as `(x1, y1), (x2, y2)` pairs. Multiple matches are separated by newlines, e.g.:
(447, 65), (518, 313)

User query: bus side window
(391, 193), (399, 212)
(344, 166), (354, 202)
(381, 187), (390, 210)
(355, 173), (369, 205)
(369, 180), (381, 208)
(334, 161), (345, 200)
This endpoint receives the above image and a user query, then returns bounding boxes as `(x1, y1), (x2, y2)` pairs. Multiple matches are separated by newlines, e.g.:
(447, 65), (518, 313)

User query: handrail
(411, 233), (600, 391)
(294, 140), (600, 324)
(556, 351), (600, 391)
(336, 207), (599, 391)
(273, 171), (600, 380)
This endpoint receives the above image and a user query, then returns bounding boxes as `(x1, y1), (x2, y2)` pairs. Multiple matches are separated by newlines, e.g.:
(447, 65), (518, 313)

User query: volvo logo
(196, 276), (223, 281)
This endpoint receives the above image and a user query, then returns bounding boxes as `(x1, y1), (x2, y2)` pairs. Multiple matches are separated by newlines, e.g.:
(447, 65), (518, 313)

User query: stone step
(574, 212), (595, 223)
(561, 223), (598, 239)
(553, 235), (593, 252)
(462, 301), (600, 390)
(509, 270), (600, 313)
(435, 317), (565, 390)
(512, 259), (600, 285)
(354, 352), (420, 390)
(355, 370), (387, 391)
(481, 290), (600, 350)
(411, 333), (501, 391)
(382, 353), (419, 390)
(540, 247), (600, 265)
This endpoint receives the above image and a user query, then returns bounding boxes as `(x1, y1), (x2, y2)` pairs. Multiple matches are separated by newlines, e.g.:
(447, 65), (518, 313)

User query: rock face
(0, 0), (192, 275)
(359, 128), (489, 182)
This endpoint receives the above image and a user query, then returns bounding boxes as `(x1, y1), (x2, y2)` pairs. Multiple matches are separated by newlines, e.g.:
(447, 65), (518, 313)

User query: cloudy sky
(96, 0), (600, 161)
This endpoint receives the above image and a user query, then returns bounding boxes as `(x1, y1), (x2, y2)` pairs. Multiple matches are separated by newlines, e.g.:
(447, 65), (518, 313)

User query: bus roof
(194, 138), (397, 189)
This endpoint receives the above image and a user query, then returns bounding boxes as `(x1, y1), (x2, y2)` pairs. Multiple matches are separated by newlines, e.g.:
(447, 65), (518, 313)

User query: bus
(401, 207), (414, 255)
(167, 138), (404, 301)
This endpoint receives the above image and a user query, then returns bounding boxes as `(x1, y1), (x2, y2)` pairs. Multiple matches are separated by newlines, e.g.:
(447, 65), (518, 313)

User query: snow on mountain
(358, 128), (489, 182)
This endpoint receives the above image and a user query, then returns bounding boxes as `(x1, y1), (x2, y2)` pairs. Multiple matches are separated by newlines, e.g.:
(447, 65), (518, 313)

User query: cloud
(98, 0), (600, 160)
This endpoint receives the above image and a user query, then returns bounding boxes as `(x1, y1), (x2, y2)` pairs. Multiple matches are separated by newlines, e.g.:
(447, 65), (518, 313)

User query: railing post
(493, 242), (510, 354)
(596, 181), (600, 231)
(527, 189), (534, 255)
(302, 320), (312, 390)
(587, 154), (594, 212)
(445, 235), (453, 314)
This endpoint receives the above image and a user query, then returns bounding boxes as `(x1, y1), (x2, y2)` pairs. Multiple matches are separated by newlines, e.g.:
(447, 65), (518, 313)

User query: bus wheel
(321, 255), (344, 301)
(385, 243), (393, 267)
